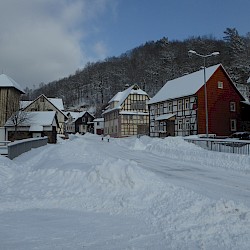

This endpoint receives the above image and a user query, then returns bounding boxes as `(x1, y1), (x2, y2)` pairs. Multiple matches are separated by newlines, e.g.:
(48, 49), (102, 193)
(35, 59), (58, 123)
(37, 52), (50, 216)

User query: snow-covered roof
(148, 64), (222, 104)
(93, 118), (104, 122)
(155, 113), (176, 121)
(0, 74), (25, 93)
(119, 111), (149, 116)
(241, 100), (250, 106)
(5, 111), (57, 127)
(65, 111), (84, 120)
(29, 125), (43, 132)
(20, 100), (32, 109)
(48, 98), (64, 111)
(23, 94), (65, 114)
(65, 111), (94, 122)
(74, 111), (86, 120)
(108, 92), (124, 103)
(104, 84), (149, 114)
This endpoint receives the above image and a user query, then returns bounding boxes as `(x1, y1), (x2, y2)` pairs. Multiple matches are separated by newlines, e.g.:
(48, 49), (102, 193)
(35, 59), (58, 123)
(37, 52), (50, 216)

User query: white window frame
(218, 81), (223, 89)
(160, 104), (164, 114)
(185, 99), (189, 110)
(178, 120), (183, 130)
(178, 100), (183, 110)
(168, 102), (173, 112)
(185, 119), (190, 130)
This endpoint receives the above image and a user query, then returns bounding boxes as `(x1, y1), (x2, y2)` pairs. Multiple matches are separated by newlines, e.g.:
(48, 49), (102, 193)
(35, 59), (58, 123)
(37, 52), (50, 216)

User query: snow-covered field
(0, 134), (250, 249)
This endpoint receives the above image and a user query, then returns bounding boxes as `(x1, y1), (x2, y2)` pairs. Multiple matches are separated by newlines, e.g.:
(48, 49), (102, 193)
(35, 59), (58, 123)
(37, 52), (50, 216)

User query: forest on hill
(23, 28), (250, 115)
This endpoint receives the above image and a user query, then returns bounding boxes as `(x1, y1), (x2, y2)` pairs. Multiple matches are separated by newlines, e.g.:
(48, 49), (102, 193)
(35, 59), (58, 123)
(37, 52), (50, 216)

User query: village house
(22, 94), (66, 134)
(148, 64), (247, 137)
(0, 74), (25, 141)
(5, 111), (59, 143)
(93, 118), (104, 135)
(102, 84), (150, 138)
(65, 111), (95, 134)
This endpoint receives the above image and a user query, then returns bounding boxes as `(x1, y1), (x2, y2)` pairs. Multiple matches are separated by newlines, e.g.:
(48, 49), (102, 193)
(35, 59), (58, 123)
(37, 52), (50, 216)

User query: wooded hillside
(23, 28), (250, 115)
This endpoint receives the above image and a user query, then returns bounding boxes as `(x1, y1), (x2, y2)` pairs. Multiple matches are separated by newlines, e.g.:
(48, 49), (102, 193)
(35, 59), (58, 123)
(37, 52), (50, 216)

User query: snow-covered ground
(0, 134), (250, 249)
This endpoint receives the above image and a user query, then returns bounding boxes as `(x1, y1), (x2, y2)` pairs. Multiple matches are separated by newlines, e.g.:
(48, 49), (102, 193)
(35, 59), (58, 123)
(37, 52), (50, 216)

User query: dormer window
(218, 81), (223, 89)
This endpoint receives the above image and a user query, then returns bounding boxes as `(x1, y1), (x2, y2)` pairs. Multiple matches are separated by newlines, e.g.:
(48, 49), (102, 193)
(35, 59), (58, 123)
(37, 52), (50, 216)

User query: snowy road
(88, 135), (250, 207)
(1, 134), (250, 249)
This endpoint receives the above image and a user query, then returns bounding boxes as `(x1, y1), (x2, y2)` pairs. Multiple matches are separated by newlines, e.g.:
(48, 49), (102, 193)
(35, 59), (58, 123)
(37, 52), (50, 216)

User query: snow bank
(117, 135), (250, 172)
(0, 134), (250, 249)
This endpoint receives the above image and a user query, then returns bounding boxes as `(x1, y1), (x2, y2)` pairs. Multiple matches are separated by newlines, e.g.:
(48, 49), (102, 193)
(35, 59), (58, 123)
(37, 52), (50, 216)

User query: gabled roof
(75, 111), (94, 122)
(65, 111), (95, 123)
(5, 111), (58, 127)
(71, 111), (86, 120)
(48, 97), (64, 111)
(0, 74), (25, 93)
(148, 64), (223, 104)
(20, 100), (32, 109)
(103, 84), (149, 114)
(24, 94), (66, 116)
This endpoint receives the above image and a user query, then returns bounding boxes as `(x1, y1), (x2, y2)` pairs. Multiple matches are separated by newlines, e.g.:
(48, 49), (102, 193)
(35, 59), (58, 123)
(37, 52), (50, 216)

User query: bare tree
(10, 110), (29, 139)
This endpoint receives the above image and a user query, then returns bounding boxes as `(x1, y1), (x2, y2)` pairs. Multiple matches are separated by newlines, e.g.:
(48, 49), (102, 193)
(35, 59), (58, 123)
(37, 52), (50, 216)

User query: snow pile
(87, 159), (150, 189)
(117, 135), (250, 172)
(0, 134), (250, 249)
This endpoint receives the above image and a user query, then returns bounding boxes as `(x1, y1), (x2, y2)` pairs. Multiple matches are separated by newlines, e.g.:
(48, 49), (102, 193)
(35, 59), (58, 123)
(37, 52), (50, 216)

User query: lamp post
(188, 50), (219, 138)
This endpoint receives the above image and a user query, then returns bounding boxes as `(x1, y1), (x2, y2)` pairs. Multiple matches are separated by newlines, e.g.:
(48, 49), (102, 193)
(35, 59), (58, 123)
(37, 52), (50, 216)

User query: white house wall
(24, 97), (65, 134)
(149, 96), (198, 137)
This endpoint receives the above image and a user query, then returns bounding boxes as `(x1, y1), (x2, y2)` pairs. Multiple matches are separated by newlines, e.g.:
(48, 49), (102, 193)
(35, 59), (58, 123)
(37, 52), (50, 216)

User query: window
(168, 102), (173, 112)
(178, 120), (183, 130)
(150, 106), (155, 115)
(131, 100), (146, 110)
(185, 99), (189, 110)
(160, 104), (164, 114)
(178, 100), (183, 110)
(185, 119), (190, 130)
(218, 81), (223, 89)
(159, 122), (165, 132)
(230, 102), (236, 112)
(230, 119), (237, 131)
(157, 105), (160, 115)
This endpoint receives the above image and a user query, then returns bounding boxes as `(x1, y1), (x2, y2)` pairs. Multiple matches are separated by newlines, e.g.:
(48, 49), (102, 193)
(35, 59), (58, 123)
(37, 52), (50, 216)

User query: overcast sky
(0, 0), (249, 89)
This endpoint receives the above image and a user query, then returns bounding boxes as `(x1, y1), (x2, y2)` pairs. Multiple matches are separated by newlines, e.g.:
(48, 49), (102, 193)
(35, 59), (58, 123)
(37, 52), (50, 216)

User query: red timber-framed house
(102, 84), (150, 138)
(148, 64), (246, 137)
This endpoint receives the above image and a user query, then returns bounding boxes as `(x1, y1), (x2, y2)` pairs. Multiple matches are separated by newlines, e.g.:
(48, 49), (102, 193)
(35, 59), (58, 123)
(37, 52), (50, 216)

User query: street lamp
(188, 50), (220, 138)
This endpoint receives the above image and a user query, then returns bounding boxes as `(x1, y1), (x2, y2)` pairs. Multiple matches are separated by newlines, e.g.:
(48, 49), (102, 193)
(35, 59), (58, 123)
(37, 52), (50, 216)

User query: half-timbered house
(22, 94), (66, 134)
(103, 84), (150, 138)
(148, 64), (246, 137)
(65, 111), (95, 134)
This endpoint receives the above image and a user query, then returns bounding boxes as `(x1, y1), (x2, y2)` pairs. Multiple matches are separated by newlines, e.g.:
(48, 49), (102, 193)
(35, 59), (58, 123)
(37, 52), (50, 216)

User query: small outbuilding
(5, 111), (59, 143)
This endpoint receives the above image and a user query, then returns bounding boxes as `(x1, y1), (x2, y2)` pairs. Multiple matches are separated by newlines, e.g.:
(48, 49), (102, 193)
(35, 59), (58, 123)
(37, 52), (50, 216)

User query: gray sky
(0, 0), (249, 89)
(0, 0), (114, 89)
